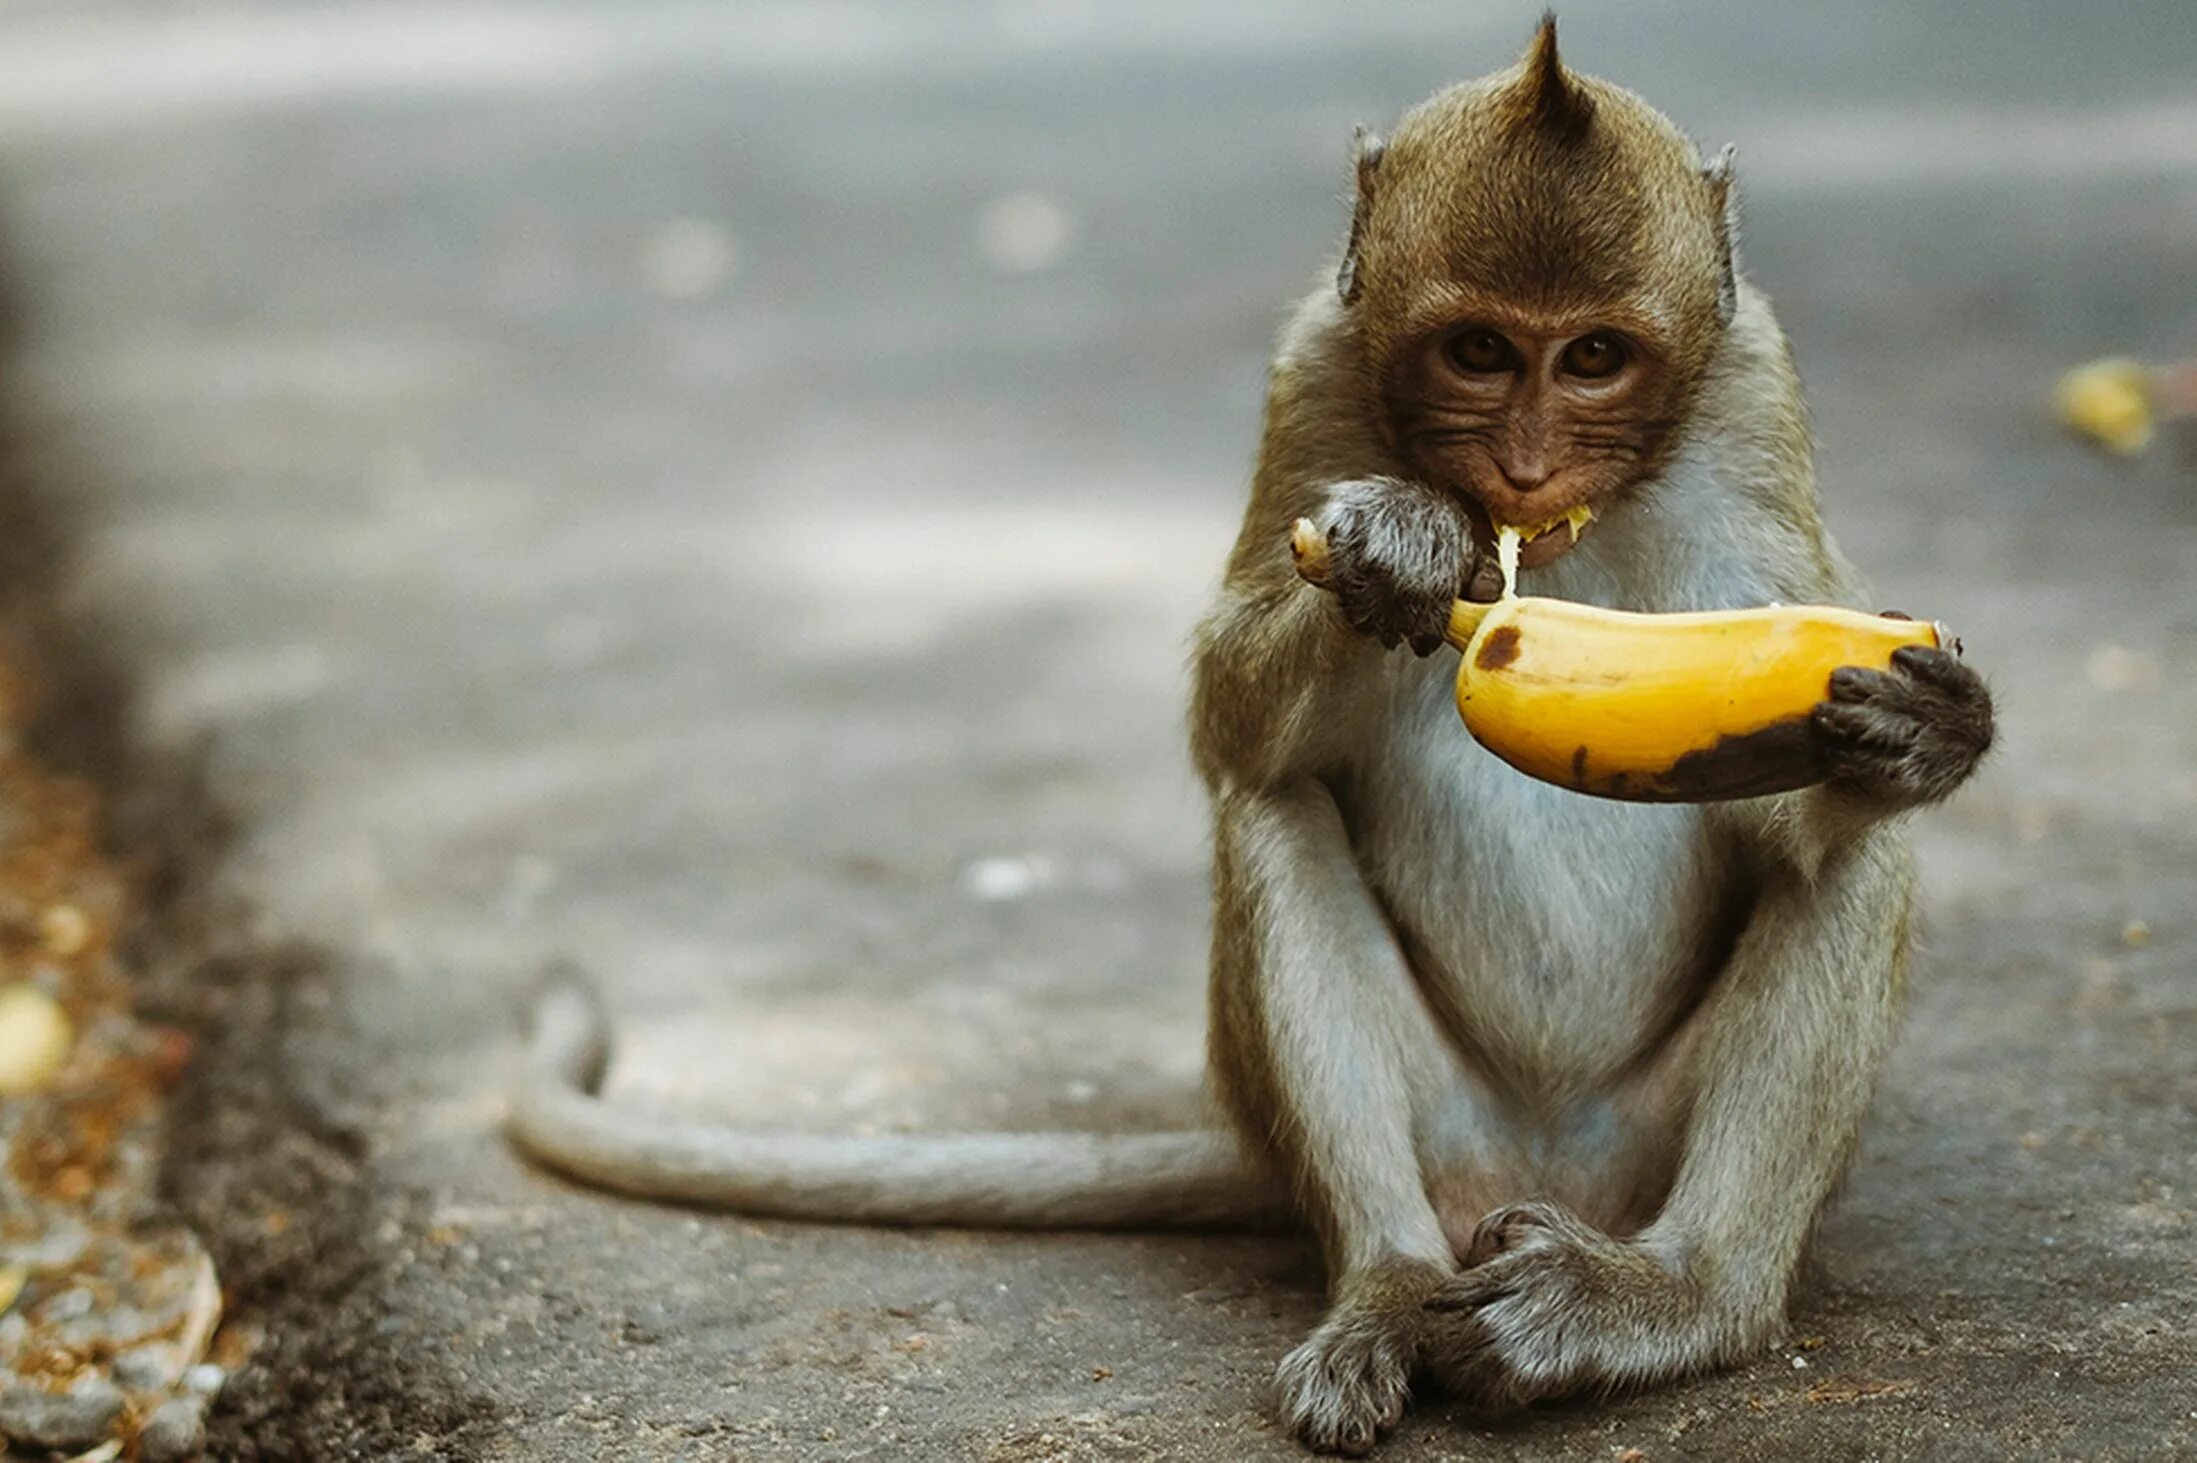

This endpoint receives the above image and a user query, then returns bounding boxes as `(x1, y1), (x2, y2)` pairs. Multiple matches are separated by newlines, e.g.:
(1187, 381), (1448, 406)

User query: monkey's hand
(1811, 644), (1994, 808)
(1314, 479), (1499, 656)
(1420, 1201), (1712, 1410)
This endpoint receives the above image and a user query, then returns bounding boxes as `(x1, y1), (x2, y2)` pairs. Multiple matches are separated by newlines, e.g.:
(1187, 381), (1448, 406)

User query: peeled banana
(1289, 518), (1945, 802)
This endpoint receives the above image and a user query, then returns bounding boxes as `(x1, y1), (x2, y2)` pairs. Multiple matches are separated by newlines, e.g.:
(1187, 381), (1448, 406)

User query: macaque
(509, 17), (1993, 1456)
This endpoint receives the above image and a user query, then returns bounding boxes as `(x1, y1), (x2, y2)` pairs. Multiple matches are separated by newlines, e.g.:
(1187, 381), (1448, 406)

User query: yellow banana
(1289, 518), (1945, 802)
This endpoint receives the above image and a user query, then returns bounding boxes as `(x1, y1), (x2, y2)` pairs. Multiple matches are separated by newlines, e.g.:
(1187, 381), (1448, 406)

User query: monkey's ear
(1518, 12), (1595, 142)
(1337, 125), (1385, 306)
(1704, 143), (1739, 327)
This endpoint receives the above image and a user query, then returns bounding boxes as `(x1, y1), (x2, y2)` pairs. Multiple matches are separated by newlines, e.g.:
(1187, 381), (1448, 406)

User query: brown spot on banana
(1475, 625), (1523, 671)
(1607, 715), (1824, 803)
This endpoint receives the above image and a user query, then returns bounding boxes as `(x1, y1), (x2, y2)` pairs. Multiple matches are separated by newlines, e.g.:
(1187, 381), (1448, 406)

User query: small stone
(37, 904), (92, 957)
(0, 1265), (24, 1314)
(962, 854), (1056, 902)
(0, 984), (73, 1095)
(975, 191), (1075, 273)
(181, 1364), (226, 1399)
(639, 218), (737, 300)
(5, 1217), (90, 1269)
(2121, 919), (2152, 948)
(113, 1341), (186, 1394)
(137, 1395), (208, 1462)
(42, 1287), (94, 1322)
(60, 1304), (151, 1349)
(2084, 643), (2159, 692)
(0, 1377), (125, 1449)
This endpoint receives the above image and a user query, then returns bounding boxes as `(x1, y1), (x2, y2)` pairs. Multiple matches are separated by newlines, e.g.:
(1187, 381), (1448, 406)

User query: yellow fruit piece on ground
(2054, 358), (2154, 455)
(0, 983), (74, 1095)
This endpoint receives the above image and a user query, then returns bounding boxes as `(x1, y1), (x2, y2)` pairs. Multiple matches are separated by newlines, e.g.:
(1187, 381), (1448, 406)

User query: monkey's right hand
(1314, 479), (1500, 656)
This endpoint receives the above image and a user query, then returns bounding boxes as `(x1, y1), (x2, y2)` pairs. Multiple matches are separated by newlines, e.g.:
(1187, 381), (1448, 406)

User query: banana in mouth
(1495, 505), (1596, 597)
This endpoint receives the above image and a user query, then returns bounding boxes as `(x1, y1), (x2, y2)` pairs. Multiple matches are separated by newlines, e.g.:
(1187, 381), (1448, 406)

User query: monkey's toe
(1459, 1198), (1579, 1266)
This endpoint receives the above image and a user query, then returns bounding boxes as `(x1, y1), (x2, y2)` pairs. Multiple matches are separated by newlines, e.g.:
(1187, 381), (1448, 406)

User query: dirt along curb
(0, 264), (494, 1457)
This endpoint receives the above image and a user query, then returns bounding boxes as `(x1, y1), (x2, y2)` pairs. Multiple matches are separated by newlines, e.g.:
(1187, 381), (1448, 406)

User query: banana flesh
(1289, 517), (1945, 803)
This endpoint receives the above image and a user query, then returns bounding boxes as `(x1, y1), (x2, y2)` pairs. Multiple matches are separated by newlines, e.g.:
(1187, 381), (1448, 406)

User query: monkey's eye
(1447, 329), (1517, 375)
(1560, 333), (1628, 379)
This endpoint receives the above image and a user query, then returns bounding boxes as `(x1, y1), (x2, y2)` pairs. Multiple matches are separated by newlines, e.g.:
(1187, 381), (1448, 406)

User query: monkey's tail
(505, 968), (1294, 1230)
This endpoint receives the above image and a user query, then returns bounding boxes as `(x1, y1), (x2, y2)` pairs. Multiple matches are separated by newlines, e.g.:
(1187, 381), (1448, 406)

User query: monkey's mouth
(1492, 504), (1597, 573)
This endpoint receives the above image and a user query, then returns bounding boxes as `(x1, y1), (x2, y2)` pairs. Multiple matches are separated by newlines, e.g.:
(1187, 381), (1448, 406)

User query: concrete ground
(0, 1), (2193, 1457)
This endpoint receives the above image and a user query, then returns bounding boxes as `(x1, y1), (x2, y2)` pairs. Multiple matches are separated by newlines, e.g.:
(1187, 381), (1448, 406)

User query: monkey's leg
(1211, 781), (1459, 1456)
(1421, 832), (1910, 1408)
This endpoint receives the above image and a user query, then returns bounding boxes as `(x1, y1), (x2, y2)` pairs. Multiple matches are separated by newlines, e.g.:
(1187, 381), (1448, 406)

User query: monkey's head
(1341, 15), (1738, 568)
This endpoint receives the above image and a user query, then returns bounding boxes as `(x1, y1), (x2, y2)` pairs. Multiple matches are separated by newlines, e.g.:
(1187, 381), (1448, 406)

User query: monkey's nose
(1496, 461), (1552, 493)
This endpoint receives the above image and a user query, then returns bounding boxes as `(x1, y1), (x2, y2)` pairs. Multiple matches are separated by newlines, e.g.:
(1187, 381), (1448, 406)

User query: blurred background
(0, 1), (2190, 1457)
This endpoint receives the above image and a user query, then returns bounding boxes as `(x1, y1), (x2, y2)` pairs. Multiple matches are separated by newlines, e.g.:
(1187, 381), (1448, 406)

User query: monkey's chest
(1348, 682), (1738, 1089)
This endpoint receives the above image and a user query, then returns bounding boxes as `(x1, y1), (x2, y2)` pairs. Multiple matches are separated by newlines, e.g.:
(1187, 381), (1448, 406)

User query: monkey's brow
(1406, 425), (1502, 447)
(1395, 399), (1506, 423)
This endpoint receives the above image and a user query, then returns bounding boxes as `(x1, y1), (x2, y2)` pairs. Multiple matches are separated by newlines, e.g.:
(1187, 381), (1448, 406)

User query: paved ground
(1, 1), (2194, 1458)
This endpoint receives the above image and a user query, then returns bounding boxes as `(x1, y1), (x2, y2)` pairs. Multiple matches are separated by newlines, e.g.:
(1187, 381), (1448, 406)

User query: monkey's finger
(1423, 1262), (1524, 1313)
(1334, 590), (1387, 638)
(1812, 701), (1920, 752)
(1825, 666), (1895, 704)
(1890, 643), (1978, 691)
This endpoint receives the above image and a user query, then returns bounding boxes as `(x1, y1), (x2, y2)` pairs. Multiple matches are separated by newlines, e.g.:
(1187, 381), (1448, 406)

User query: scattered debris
(137, 1393), (211, 1462)
(0, 983), (73, 1095)
(961, 854), (1059, 902)
(1805, 1377), (1917, 1405)
(0, 646), (226, 1458)
(2085, 643), (2160, 694)
(975, 191), (1076, 274)
(2054, 356), (2197, 455)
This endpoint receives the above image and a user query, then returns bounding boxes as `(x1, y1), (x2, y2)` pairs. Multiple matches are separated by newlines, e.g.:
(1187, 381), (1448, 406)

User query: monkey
(507, 17), (1994, 1456)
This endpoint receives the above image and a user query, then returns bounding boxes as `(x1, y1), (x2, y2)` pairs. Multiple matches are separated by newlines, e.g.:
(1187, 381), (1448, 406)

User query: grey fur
(1705, 143), (1740, 327)
(507, 969), (1291, 1229)
(1315, 478), (1485, 655)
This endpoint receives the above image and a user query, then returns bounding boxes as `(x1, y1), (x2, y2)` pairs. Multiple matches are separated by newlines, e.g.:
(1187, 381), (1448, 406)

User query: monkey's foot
(1421, 1201), (1706, 1411)
(1275, 1259), (1442, 1455)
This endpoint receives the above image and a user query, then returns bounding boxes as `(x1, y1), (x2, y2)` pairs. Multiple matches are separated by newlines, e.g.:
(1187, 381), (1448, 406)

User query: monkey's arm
(1424, 826), (1912, 1402)
(1194, 479), (1485, 1450)
(1205, 781), (1462, 1453)
(1646, 829), (1910, 1314)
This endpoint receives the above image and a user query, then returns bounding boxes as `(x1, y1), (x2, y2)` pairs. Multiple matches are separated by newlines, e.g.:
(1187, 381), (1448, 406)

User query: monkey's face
(1347, 34), (1734, 569)
(1382, 306), (1691, 568)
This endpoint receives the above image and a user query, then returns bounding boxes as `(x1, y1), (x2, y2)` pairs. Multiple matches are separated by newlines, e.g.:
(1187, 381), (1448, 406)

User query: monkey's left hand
(1812, 644), (1994, 808)
(1419, 1200), (1699, 1410)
